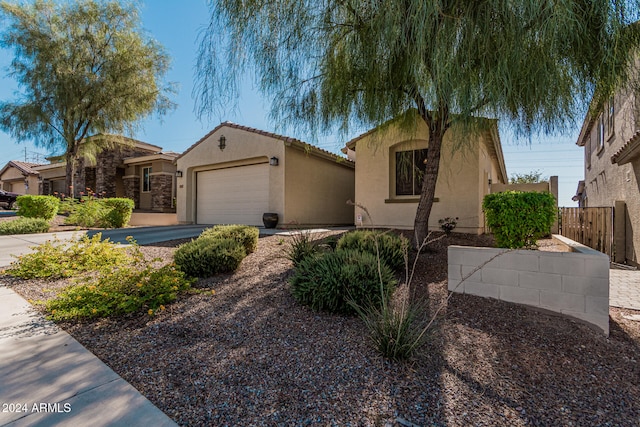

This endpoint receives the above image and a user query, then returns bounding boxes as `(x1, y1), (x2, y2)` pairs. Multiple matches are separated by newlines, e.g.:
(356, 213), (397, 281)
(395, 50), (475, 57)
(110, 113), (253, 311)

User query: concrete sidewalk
(0, 285), (177, 427)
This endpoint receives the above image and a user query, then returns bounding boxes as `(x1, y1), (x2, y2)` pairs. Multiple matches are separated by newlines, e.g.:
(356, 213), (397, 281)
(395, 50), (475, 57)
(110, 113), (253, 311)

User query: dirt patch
(3, 230), (640, 426)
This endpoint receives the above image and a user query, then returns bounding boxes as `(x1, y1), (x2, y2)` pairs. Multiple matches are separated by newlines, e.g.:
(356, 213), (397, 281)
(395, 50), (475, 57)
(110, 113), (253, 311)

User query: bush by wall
(102, 198), (134, 228)
(289, 249), (397, 315)
(0, 217), (50, 235)
(15, 195), (59, 220)
(483, 191), (556, 248)
(200, 225), (259, 254)
(336, 230), (408, 271)
(174, 237), (247, 278)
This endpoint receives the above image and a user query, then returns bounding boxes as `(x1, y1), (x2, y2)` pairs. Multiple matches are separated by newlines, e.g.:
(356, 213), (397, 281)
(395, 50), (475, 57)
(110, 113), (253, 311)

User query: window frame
(142, 166), (152, 193)
(393, 147), (428, 198)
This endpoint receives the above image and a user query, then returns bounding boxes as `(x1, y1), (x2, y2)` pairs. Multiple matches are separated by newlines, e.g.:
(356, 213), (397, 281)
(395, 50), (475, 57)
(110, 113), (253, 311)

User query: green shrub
(290, 249), (397, 315)
(0, 217), (50, 235)
(200, 225), (259, 253)
(15, 195), (59, 220)
(4, 233), (130, 279)
(44, 264), (193, 321)
(483, 191), (557, 248)
(102, 198), (134, 228)
(336, 230), (408, 271)
(283, 230), (324, 267)
(174, 237), (247, 278)
(64, 197), (134, 228)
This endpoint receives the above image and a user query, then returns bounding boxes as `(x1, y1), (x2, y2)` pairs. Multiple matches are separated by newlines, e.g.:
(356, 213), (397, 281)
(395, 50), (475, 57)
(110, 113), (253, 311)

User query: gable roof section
(0, 160), (44, 177)
(178, 121), (352, 165)
(611, 130), (640, 165)
(344, 114), (508, 184)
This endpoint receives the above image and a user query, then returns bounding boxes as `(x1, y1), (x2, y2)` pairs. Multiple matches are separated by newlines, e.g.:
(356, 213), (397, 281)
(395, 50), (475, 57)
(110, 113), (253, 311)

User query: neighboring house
(343, 116), (508, 234)
(176, 122), (355, 227)
(575, 84), (640, 266)
(0, 135), (179, 213)
(0, 161), (42, 194)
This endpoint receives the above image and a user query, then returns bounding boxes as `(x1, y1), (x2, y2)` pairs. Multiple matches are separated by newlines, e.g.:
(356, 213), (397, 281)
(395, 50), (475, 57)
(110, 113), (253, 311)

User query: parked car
(0, 189), (19, 210)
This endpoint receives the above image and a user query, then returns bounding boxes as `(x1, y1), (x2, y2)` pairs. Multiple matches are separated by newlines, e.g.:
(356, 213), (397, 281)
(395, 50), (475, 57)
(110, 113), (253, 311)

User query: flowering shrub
(45, 264), (193, 321)
(4, 233), (130, 279)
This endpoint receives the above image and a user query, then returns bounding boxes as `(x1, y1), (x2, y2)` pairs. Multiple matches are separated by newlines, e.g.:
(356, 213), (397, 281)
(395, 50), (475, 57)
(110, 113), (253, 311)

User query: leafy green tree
(195, 0), (640, 246)
(0, 0), (174, 196)
(510, 170), (547, 184)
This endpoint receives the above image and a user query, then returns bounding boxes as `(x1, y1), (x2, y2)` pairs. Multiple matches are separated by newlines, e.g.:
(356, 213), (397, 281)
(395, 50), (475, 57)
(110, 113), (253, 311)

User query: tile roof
(611, 130), (640, 165)
(8, 161), (44, 175)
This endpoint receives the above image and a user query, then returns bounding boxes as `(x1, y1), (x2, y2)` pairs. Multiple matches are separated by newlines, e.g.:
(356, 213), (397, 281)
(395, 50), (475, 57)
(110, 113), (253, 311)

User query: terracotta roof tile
(611, 130), (640, 165)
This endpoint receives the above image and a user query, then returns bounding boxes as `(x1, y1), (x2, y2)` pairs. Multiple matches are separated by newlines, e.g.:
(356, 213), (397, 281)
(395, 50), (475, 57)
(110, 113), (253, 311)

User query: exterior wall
(176, 126), (286, 224)
(448, 239), (610, 335)
(352, 121), (501, 234)
(580, 87), (640, 266)
(282, 146), (355, 226)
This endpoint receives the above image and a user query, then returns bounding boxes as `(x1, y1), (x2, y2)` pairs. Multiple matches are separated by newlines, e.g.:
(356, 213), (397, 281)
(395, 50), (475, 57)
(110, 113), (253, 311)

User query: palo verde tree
(196, 1), (640, 246)
(0, 0), (174, 197)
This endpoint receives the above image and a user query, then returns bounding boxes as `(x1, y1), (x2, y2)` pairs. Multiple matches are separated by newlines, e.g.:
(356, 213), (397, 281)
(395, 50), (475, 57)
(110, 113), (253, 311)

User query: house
(0, 161), (42, 194)
(0, 135), (179, 213)
(343, 116), (508, 234)
(575, 85), (640, 266)
(175, 122), (355, 227)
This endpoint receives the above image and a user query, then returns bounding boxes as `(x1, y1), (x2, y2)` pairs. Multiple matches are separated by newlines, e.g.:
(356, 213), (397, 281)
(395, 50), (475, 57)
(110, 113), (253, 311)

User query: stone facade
(150, 173), (174, 212)
(123, 175), (140, 208)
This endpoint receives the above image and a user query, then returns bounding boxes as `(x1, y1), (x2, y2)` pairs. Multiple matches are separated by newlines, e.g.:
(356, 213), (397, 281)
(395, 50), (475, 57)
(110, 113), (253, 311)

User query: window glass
(142, 167), (152, 192)
(395, 149), (428, 196)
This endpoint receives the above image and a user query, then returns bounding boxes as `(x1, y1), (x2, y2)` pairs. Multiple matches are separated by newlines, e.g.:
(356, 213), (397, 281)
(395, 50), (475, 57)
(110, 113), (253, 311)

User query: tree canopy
(510, 170), (547, 184)
(0, 0), (174, 196)
(196, 0), (640, 244)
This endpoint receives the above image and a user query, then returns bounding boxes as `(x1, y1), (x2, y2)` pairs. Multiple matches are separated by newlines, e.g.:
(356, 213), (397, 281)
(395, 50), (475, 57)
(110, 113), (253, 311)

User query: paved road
(85, 224), (212, 245)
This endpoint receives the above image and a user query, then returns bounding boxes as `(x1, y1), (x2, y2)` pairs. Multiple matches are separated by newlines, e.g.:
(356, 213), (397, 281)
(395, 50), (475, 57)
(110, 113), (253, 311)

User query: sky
(0, 0), (584, 206)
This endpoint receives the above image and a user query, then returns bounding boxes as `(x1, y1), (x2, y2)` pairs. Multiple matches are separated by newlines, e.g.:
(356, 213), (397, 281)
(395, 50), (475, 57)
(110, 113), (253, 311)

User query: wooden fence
(560, 207), (614, 258)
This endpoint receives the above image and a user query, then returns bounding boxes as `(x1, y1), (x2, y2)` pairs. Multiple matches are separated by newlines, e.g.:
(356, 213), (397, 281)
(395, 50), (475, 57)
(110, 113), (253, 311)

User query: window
(597, 115), (604, 153)
(142, 167), (152, 192)
(395, 148), (428, 196)
(606, 97), (615, 139)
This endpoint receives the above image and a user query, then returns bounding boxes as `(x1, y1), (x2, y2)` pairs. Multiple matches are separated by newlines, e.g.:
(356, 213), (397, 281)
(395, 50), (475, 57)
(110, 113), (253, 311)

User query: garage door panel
(196, 164), (269, 225)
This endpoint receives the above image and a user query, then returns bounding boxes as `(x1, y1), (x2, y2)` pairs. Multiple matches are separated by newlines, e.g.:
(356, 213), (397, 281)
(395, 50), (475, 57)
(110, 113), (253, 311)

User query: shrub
(15, 195), (59, 220)
(336, 230), (408, 271)
(4, 233), (130, 279)
(0, 217), (50, 235)
(44, 264), (193, 321)
(102, 198), (134, 228)
(483, 191), (557, 248)
(200, 225), (259, 253)
(290, 249), (397, 315)
(174, 237), (247, 278)
(282, 230), (324, 266)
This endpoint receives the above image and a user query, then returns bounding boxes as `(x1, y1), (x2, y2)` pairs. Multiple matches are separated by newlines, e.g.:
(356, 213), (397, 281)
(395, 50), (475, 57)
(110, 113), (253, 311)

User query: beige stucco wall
(581, 86), (640, 265)
(176, 126), (286, 225)
(352, 121), (502, 234)
(282, 145), (355, 226)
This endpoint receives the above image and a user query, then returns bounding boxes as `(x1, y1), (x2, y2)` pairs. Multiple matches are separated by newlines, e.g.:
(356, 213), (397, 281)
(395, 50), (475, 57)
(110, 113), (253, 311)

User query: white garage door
(196, 163), (269, 225)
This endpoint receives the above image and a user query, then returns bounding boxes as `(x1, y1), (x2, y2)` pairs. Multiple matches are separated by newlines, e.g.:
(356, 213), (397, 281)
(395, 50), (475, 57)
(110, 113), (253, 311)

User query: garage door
(196, 163), (269, 225)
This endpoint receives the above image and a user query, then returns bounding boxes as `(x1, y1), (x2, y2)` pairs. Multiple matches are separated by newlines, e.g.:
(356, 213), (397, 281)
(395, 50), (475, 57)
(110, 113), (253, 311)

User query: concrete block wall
(448, 242), (610, 335)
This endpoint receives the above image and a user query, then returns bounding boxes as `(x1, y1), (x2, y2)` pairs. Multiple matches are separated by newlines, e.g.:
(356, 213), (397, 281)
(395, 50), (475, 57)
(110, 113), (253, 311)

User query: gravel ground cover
(2, 219), (640, 426)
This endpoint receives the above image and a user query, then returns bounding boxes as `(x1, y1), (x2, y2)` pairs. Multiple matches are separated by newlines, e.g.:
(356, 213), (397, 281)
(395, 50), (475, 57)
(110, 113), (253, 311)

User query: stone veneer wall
(123, 175), (140, 208)
(150, 173), (174, 212)
(448, 236), (610, 335)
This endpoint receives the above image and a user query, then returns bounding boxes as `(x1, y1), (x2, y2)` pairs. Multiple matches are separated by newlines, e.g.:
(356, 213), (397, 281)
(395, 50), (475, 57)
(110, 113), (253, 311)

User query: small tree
(510, 170), (547, 184)
(0, 0), (174, 196)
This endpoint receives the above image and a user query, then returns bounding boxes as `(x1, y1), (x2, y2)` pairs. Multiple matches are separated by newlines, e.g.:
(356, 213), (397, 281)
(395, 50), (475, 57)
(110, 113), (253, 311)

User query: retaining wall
(448, 236), (610, 335)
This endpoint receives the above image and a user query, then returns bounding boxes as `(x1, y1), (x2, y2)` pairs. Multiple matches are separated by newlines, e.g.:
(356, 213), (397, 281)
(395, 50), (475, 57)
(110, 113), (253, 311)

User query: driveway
(86, 225), (212, 245)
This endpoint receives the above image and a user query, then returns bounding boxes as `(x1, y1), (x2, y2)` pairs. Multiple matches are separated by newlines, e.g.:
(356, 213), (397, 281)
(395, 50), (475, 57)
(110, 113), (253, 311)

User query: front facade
(176, 122), (355, 227)
(345, 117), (508, 234)
(575, 83), (640, 266)
(0, 161), (41, 194)
(0, 136), (178, 213)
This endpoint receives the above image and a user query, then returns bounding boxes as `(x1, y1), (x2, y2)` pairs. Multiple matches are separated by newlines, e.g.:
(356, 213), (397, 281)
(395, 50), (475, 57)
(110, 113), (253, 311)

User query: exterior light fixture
(218, 135), (226, 151)
(488, 178), (492, 185)
(175, 170), (183, 178)
(269, 156), (279, 166)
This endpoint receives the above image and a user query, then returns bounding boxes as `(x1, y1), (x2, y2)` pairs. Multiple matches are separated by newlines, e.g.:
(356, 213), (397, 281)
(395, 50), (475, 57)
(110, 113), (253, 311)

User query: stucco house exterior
(0, 161), (42, 194)
(0, 135), (179, 213)
(343, 116), (508, 234)
(574, 83), (640, 266)
(175, 122), (355, 227)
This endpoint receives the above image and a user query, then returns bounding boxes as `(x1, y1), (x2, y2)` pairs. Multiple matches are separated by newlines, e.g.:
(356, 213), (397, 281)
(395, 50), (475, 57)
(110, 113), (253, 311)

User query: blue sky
(0, 0), (584, 206)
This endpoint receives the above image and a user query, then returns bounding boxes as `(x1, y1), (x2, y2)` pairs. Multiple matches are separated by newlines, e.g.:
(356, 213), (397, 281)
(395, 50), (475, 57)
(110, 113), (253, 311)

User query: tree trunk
(413, 120), (446, 248)
(64, 141), (78, 198)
